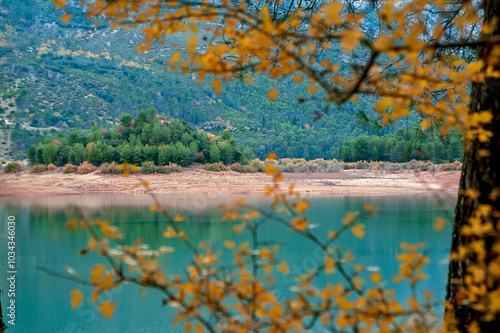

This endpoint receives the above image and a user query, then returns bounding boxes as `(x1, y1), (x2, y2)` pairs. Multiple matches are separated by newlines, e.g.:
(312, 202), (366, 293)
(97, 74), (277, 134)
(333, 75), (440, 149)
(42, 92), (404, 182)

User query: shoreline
(0, 166), (461, 198)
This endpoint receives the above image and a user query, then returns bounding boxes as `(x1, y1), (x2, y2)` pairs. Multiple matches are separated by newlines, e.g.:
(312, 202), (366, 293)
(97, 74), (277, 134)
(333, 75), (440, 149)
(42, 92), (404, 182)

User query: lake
(0, 194), (455, 332)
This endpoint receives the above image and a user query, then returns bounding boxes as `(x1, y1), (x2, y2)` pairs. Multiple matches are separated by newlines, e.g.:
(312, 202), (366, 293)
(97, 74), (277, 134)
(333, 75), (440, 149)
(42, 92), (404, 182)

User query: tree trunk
(445, 0), (500, 330)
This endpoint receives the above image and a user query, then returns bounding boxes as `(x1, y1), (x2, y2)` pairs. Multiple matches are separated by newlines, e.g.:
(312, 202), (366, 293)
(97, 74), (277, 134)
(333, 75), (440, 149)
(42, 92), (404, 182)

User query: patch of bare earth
(0, 166), (461, 198)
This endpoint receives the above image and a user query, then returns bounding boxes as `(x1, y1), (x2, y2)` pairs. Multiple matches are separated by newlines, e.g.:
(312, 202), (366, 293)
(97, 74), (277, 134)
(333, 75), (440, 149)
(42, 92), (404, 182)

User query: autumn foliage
(51, 0), (500, 331)
(77, 161), (97, 174)
(57, 154), (446, 332)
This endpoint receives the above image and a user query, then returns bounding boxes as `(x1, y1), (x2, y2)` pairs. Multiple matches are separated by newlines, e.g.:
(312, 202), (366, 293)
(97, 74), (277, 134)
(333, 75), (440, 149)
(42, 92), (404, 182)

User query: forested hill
(27, 109), (253, 168)
(1, 0), (443, 162)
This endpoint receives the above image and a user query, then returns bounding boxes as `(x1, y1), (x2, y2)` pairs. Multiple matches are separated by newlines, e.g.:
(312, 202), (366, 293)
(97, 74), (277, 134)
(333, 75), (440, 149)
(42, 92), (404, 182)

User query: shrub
(250, 159), (265, 172)
(157, 163), (182, 174)
(101, 162), (123, 175)
(355, 161), (369, 169)
(77, 161), (97, 174)
(441, 161), (463, 171)
(4, 162), (23, 173)
(241, 164), (258, 173)
(31, 164), (48, 173)
(47, 163), (57, 170)
(203, 162), (228, 172)
(63, 164), (78, 173)
(229, 163), (241, 172)
(420, 162), (431, 171)
(141, 161), (157, 174)
(325, 163), (344, 172)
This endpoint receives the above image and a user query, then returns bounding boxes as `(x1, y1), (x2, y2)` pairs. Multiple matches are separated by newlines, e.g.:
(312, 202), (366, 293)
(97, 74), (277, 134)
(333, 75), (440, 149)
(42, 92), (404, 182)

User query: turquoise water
(0, 194), (454, 332)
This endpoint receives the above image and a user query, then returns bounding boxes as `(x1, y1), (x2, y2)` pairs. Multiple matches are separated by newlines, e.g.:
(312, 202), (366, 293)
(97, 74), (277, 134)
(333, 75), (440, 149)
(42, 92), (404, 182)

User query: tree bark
(445, 0), (500, 330)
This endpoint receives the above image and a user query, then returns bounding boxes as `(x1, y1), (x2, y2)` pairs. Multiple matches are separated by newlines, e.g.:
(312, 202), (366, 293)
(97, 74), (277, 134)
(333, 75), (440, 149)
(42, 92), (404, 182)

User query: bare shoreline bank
(0, 167), (461, 199)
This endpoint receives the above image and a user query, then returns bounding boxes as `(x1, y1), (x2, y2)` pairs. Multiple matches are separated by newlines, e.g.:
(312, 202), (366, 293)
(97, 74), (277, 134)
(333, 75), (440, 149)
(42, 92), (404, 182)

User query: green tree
(87, 125), (102, 142)
(209, 143), (221, 163)
(135, 109), (148, 128)
(133, 145), (144, 165)
(219, 142), (235, 165)
(57, 145), (71, 166)
(242, 147), (255, 162)
(174, 142), (192, 166)
(68, 143), (85, 165)
(189, 141), (199, 161)
(120, 144), (133, 163)
(120, 114), (133, 128)
(181, 132), (193, 146)
(143, 144), (158, 163)
(27, 144), (37, 165)
(86, 142), (103, 166)
(351, 136), (371, 161)
(141, 124), (152, 144)
(104, 146), (118, 163)
(41, 142), (59, 164)
(158, 144), (177, 165)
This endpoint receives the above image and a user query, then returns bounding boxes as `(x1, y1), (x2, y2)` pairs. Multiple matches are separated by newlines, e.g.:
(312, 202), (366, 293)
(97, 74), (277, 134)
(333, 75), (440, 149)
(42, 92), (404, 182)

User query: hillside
(0, 0), (424, 162)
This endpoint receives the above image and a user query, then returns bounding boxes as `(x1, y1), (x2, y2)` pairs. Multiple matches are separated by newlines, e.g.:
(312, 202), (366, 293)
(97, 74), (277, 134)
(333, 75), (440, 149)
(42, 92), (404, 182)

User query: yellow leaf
(211, 79), (222, 96)
(265, 164), (279, 175)
(434, 217), (447, 231)
(65, 218), (77, 230)
(291, 217), (309, 231)
(293, 75), (303, 83)
(340, 31), (363, 52)
(375, 98), (393, 113)
(163, 226), (177, 238)
(307, 85), (318, 94)
(221, 210), (238, 221)
(69, 289), (83, 309)
(351, 224), (365, 239)
(370, 272), (382, 283)
(168, 52), (181, 65)
(233, 199), (246, 206)
(421, 118), (431, 130)
(187, 36), (197, 53)
(61, 14), (72, 23)
(268, 88), (278, 101)
(195, 324), (204, 333)
(325, 255), (336, 275)
(363, 204), (373, 215)
(327, 230), (338, 239)
(98, 301), (115, 319)
(293, 200), (309, 214)
(53, 0), (67, 10)
(100, 222), (123, 239)
(277, 261), (290, 274)
(324, 2), (342, 24)
(233, 224), (245, 234)
(467, 60), (484, 73)
(174, 213), (185, 222)
(223, 241), (235, 249)
(267, 152), (277, 160)
(91, 290), (99, 303)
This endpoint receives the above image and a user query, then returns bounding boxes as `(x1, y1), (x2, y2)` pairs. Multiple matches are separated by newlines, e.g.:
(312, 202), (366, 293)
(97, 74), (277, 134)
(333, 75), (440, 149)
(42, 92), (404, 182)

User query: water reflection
(0, 194), (454, 332)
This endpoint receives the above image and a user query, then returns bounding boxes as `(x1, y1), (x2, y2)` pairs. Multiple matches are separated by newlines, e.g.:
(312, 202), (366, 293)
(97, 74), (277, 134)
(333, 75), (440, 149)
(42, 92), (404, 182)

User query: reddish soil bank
(0, 166), (461, 198)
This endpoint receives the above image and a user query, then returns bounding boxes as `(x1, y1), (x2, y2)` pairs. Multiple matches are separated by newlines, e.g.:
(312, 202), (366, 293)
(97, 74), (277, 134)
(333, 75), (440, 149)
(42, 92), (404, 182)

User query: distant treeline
(26, 107), (256, 167)
(338, 128), (463, 163)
